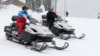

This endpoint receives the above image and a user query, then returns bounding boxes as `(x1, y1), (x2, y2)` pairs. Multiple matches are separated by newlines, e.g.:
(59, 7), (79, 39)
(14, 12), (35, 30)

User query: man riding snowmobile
(42, 9), (85, 40)
(4, 14), (69, 52)
(17, 6), (30, 35)
(46, 8), (58, 29)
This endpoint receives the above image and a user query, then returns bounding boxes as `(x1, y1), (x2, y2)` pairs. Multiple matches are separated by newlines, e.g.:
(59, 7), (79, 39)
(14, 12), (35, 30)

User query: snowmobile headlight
(61, 20), (68, 23)
(36, 22), (42, 27)
(38, 34), (46, 37)
(61, 20), (66, 23)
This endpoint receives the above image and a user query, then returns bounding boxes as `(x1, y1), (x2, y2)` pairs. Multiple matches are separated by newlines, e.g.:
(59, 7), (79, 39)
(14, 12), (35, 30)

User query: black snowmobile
(4, 15), (69, 52)
(42, 15), (85, 40)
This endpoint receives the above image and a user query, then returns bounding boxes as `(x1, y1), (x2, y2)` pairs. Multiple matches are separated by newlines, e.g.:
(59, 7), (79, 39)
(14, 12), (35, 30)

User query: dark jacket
(46, 11), (57, 28)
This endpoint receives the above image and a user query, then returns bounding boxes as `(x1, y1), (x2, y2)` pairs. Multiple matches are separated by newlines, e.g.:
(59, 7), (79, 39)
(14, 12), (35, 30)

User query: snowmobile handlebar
(55, 19), (68, 23)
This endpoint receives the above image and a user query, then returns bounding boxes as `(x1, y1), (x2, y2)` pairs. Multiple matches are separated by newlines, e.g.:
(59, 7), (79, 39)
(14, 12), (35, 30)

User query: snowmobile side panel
(63, 30), (74, 34)
(20, 30), (36, 43)
(37, 36), (53, 42)
(50, 25), (63, 36)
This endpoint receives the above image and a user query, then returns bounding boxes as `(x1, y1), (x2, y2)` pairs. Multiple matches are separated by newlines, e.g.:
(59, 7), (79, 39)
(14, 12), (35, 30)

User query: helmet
(49, 8), (53, 12)
(22, 6), (29, 10)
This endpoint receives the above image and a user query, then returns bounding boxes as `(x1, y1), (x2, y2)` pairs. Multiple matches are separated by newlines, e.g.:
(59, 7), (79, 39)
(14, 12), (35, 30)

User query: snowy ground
(0, 5), (100, 56)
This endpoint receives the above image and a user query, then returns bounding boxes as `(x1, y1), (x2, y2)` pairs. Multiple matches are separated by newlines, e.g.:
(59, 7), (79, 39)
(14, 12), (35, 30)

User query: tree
(0, 0), (3, 8)
(26, 0), (51, 11)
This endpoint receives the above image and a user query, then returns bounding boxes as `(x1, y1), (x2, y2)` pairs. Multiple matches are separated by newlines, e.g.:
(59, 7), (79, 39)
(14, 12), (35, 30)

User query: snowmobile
(4, 15), (69, 52)
(42, 15), (85, 40)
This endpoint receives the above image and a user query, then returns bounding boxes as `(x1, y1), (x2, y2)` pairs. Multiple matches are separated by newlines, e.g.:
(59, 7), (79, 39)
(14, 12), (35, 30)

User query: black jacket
(46, 11), (57, 27)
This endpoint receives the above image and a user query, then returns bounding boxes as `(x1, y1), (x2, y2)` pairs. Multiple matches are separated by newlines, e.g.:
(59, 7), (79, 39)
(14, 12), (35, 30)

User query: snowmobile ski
(25, 42), (47, 52)
(48, 41), (69, 50)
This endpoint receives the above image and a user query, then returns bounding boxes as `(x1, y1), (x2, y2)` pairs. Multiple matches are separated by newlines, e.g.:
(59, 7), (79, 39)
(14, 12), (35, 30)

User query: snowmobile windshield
(51, 0), (67, 19)
(56, 16), (63, 21)
(29, 18), (43, 26)
(57, 0), (66, 16)
(29, 18), (38, 24)
(55, 16), (68, 24)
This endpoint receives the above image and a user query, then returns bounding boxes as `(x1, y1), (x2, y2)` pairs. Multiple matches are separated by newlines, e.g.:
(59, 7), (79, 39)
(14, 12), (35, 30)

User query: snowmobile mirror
(42, 15), (47, 19)
(66, 11), (69, 17)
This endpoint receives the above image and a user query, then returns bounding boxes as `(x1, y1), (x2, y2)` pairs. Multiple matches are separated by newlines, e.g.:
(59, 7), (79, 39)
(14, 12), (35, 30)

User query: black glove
(27, 15), (32, 20)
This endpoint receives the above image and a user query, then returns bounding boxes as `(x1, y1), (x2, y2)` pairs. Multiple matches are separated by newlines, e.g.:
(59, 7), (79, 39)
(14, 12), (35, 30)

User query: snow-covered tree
(26, 0), (51, 11)
(0, 0), (3, 8)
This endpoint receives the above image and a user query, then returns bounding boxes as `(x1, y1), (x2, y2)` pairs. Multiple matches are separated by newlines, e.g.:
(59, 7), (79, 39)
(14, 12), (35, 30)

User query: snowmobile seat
(42, 15), (48, 26)
(20, 30), (53, 43)
(42, 15), (47, 19)
(4, 26), (11, 33)
(11, 16), (18, 31)
(11, 23), (18, 31)
(12, 15), (18, 21)
(11, 15), (27, 31)
(10, 16), (18, 35)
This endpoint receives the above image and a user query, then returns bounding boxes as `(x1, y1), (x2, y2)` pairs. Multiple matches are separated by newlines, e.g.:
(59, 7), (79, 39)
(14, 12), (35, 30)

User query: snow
(0, 4), (100, 56)
(39, 5), (45, 12)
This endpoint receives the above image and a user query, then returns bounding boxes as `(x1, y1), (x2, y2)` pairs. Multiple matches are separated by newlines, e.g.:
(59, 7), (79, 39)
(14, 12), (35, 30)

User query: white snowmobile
(42, 15), (85, 40)
(4, 16), (69, 52)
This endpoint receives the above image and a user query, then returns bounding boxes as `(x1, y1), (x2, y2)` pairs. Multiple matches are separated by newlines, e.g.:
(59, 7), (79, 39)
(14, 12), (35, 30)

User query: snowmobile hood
(54, 21), (74, 30)
(25, 24), (53, 35)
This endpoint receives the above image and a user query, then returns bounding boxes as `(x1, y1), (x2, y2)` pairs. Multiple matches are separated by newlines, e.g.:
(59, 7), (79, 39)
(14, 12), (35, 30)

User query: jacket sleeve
(49, 13), (57, 19)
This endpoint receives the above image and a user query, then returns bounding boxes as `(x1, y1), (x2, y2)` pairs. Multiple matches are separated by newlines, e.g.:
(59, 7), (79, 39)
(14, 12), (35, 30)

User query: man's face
(24, 9), (28, 11)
